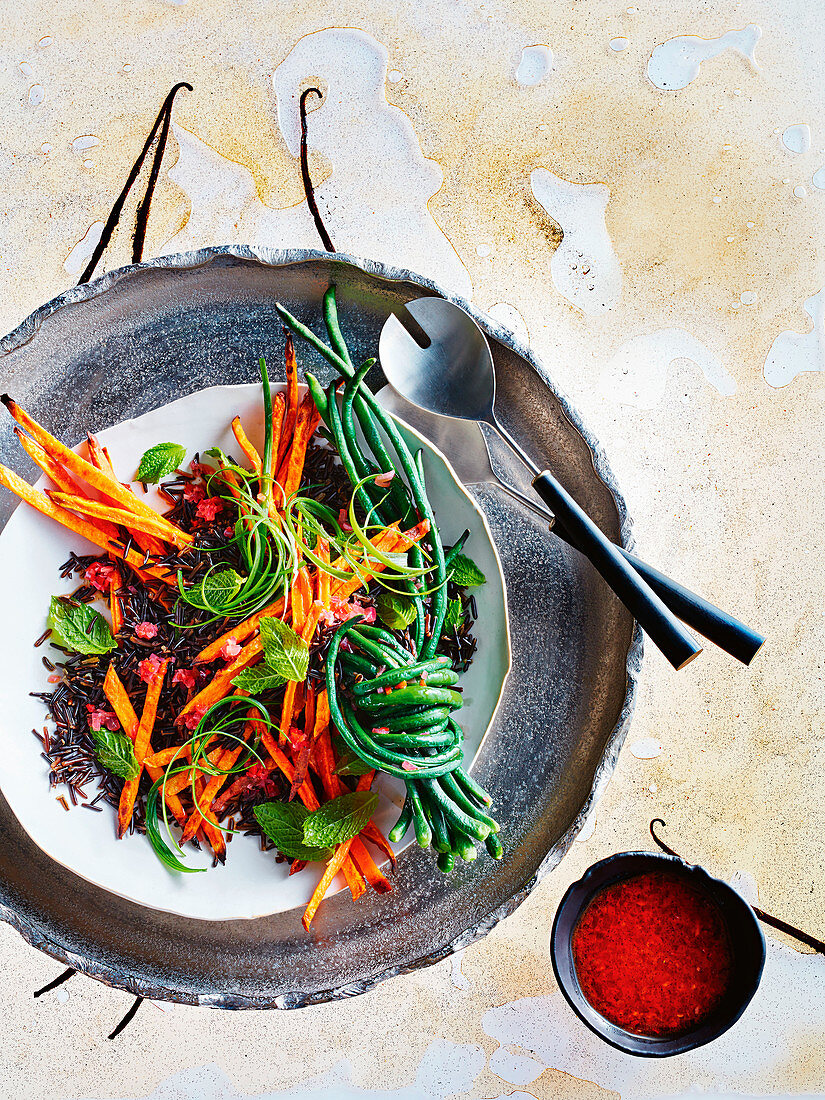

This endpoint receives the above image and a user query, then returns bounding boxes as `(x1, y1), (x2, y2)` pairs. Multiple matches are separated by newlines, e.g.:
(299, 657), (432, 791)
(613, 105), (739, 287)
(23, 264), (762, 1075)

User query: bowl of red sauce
(551, 851), (765, 1056)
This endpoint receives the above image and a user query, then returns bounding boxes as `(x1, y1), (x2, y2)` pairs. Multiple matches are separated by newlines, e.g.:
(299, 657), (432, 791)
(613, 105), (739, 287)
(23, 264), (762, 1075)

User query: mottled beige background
(0, 0), (823, 1097)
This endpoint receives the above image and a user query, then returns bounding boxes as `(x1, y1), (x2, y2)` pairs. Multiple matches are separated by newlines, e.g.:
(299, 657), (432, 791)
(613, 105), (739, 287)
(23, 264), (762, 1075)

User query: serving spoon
(379, 386), (765, 665)
(379, 297), (761, 669)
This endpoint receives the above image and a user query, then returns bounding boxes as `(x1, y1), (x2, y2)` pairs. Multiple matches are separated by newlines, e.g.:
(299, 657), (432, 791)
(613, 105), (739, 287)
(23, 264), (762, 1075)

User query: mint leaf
(376, 592), (416, 630)
(254, 801), (334, 862)
(47, 597), (116, 656)
(89, 727), (139, 781)
(259, 616), (309, 682)
(198, 568), (243, 610)
(444, 598), (464, 631)
(232, 666), (287, 695)
(136, 442), (187, 483)
(449, 553), (486, 588)
(302, 790), (378, 848)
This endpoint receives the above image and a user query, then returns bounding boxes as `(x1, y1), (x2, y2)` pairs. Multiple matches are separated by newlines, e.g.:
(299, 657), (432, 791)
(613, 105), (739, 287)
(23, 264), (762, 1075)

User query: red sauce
(571, 871), (733, 1037)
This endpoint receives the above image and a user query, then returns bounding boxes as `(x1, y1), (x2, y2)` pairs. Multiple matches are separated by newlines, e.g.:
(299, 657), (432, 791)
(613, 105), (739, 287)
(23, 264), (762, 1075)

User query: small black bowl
(551, 851), (765, 1057)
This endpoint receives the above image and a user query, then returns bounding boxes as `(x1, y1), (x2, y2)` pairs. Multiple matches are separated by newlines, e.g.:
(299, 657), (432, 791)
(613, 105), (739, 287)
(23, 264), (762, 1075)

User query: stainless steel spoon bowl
(380, 297), (703, 670)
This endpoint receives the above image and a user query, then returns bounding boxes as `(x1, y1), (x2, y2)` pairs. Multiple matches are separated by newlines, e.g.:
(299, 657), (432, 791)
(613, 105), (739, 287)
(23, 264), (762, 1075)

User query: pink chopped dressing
(83, 561), (116, 591)
(220, 638), (242, 661)
(137, 653), (164, 684)
(196, 496), (223, 522)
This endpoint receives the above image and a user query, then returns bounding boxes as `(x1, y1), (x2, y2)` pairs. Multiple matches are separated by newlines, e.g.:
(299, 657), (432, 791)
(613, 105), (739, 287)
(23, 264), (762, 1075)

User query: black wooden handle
(532, 471), (703, 670)
(546, 519), (765, 665)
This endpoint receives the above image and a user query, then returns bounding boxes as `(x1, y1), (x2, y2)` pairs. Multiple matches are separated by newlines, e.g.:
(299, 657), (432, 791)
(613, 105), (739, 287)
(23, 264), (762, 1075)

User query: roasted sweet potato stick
(194, 597), (285, 664)
(269, 392), (286, 478)
(86, 434), (166, 557)
(279, 602), (323, 746)
(279, 394), (322, 499)
(180, 716), (252, 843)
(1, 396), (189, 543)
(103, 664), (185, 824)
(117, 659), (167, 838)
(275, 336), (299, 474)
(109, 571), (123, 635)
(177, 636), (263, 721)
(302, 838), (355, 931)
(230, 416), (262, 476)
(47, 491), (193, 548)
(16, 430), (117, 529)
(0, 464), (173, 584)
(349, 836), (392, 893)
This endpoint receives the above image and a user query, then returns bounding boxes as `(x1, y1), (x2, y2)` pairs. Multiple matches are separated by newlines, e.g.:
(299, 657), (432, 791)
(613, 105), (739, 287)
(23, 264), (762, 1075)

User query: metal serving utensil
(379, 297), (763, 669)
(379, 386), (764, 665)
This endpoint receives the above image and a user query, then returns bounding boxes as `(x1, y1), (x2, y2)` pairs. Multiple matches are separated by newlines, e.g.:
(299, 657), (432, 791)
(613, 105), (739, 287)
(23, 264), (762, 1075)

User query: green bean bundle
(277, 286), (501, 870)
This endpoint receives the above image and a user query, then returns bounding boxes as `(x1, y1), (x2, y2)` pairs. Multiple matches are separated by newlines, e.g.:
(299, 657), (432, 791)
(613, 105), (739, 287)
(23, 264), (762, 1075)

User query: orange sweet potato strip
(280, 395), (321, 499)
(179, 716), (253, 843)
(313, 688), (330, 741)
(117, 659), (167, 838)
(16, 431), (119, 538)
(194, 597), (285, 664)
(254, 720), (365, 901)
(47, 491), (193, 548)
(109, 571), (123, 635)
(231, 416), (262, 476)
(275, 336), (299, 474)
(349, 836), (392, 894)
(269, 392), (286, 478)
(2, 396), (189, 542)
(177, 636), (263, 721)
(86, 434), (166, 558)
(278, 602), (323, 746)
(302, 838), (356, 931)
(103, 664), (186, 825)
(0, 464), (174, 585)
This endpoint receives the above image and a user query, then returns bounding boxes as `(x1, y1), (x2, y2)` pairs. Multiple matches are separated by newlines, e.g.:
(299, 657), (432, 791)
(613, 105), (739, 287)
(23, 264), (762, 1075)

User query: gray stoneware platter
(0, 246), (641, 1008)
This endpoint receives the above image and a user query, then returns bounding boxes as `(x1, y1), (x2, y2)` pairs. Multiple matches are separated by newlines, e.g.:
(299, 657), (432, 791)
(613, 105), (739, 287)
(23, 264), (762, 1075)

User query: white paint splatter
(19, 61), (33, 77)
(27, 84), (45, 106)
(603, 328), (736, 408)
(609, 37), (631, 52)
(782, 124), (811, 155)
(813, 167), (825, 190)
(165, 30), (471, 297)
(483, 941), (825, 1097)
(740, 290), (757, 305)
(646, 24), (760, 91)
(488, 1046), (544, 1087)
(486, 302), (529, 345)
(37, 36), (53, 48)
(794, 185), (807, 198)
(71, 134), (99, 153)
(40, 142), (51, 155)
(629, 736), (663, 759)
(515, 44), (553, 86)
(387, 69), (402, 82)
(63, 221), (104, 276)
(530, 168), (622, 314)
(763, 288), (825, 387)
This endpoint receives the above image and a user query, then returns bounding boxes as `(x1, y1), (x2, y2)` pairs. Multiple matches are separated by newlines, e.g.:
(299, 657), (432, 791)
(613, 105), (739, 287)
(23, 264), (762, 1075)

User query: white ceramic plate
(0, 383), (510, 920)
